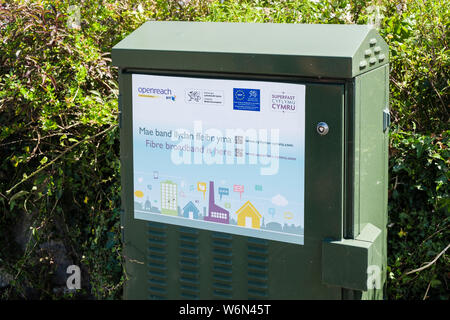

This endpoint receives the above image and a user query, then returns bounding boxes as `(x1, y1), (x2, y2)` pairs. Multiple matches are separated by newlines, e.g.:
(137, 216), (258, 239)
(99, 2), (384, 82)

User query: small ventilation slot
(211, 232), (233, 299)
(179, 227), (200, 299)
(147, 222), (168, 299)
(247, 238), (269, 299)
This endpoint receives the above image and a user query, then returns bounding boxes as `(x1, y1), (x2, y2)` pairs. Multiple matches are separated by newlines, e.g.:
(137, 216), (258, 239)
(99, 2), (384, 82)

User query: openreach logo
(138, 87), (176, 101)
(164, 121), (281, 175)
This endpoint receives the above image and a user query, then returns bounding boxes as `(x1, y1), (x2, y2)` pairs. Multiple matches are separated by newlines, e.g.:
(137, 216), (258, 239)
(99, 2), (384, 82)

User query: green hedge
(0, 0), (448, 299)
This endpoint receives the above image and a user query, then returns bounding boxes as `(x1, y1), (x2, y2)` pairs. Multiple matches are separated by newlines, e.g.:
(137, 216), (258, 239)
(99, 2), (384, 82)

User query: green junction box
(112, 21), (389, 300)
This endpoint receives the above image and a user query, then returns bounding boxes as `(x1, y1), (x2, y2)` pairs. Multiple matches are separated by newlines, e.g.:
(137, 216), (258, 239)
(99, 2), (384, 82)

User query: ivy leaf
(430, 153), (443, 161)
(398, 229), (407, 238)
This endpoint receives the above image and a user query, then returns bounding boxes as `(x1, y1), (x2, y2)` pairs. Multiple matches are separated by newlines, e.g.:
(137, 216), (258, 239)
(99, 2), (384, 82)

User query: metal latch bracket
(322, 223), (382, 291)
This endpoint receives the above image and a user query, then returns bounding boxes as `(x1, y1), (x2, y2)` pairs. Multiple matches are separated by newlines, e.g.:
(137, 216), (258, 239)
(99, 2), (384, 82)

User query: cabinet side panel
(354, 65), (389, 299)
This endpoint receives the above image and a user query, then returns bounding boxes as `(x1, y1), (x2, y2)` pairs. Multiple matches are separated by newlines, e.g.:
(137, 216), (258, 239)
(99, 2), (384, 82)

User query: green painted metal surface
(113, 22), (389, 300)
(322, 223), (382, 291)
(112, 21), (388, 79)
(353, 65), (389, 299)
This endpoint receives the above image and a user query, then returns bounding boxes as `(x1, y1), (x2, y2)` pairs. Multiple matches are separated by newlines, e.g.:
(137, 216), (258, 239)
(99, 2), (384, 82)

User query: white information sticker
(132, 74), (305, 245)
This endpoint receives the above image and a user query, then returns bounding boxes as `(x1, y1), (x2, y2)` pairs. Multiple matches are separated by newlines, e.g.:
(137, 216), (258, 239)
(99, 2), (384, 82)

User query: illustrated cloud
(271, 194), (288, 207)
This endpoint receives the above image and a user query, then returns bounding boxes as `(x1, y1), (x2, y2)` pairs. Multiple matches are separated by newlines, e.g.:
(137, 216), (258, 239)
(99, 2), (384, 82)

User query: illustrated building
(134, 201), (143, 211)
(204, 181), (229, 224)
(235, 201), (262, 229)
(144, 197), (152, 211)
(265, 221), (283, 232)
(160, 180), (177, 216)
(182, 201), (199, 219)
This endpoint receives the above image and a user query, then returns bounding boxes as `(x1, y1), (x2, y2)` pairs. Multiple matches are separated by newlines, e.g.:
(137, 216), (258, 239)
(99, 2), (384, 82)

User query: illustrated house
(183, 201), (199, 220)
(161, 180), (177, 216)
(204, 181), (229, 224)
(235, 201), (262, 229)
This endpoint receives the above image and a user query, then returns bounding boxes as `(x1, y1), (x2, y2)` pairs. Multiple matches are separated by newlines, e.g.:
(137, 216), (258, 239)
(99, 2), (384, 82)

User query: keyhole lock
(317, 122), (329, 136)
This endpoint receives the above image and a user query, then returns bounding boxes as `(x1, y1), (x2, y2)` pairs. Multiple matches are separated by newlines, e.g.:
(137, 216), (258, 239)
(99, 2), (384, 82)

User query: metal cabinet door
(119, 72), (345, 299)
(263, 82), (344, 299)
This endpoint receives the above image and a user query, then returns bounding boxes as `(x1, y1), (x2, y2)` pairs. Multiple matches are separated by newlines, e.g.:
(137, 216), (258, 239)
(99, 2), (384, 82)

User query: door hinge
(118, 94), (123, 129)
(383, 109), (390, 133)
(120, 208), (125, 243)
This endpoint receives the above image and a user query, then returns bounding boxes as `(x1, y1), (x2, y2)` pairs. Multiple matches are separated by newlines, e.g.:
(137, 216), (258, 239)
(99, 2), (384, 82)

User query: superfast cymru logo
(271, 93), (297, 112)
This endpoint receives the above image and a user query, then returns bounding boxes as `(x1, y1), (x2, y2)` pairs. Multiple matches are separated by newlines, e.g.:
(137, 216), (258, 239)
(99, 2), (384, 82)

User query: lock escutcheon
(317, 122), (329, 136)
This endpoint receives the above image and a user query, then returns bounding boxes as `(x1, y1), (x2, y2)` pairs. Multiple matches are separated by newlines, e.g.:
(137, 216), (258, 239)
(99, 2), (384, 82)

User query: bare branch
(5, 125), (117, 196)
(404, 243), (450, 276)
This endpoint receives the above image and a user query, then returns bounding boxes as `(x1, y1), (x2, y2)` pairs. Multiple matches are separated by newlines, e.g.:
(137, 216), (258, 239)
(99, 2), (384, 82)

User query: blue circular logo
(235, 90), (245, 100)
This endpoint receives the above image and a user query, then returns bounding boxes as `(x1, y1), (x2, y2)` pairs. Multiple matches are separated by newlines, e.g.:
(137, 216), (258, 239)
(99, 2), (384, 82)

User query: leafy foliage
(0, 0), (448, 299)
(387, 130), (449, 299)
(381, 0), (449, 132)
(0, 1), (122, 299)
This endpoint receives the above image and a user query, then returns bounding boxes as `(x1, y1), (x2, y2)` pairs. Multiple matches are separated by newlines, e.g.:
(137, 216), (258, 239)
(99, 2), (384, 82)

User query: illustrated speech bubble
(284, 211), (293, 220)
(197, 182), (207, 199)
(268, 208), (275, 218)
(218, 187), (229, 200)
(233, 184), (244, 200)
